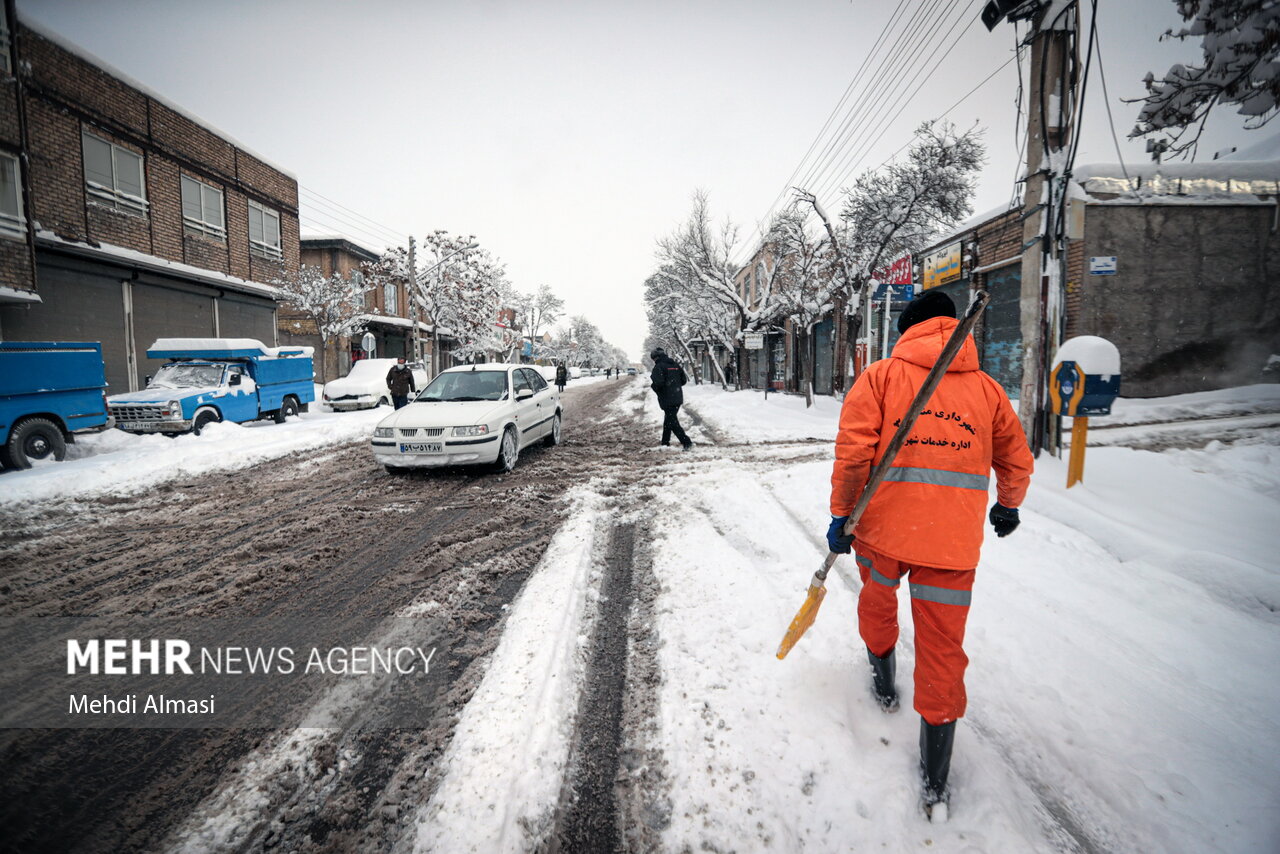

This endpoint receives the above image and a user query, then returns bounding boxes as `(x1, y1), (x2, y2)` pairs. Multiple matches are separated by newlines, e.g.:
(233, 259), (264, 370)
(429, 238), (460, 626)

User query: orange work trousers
(854, 543), (975, 726)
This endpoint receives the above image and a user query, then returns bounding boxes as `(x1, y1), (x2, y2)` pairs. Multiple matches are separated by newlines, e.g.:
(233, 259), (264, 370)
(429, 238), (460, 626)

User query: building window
(384, 281), (398, 315)
(1, 153), (24, 238)
(247, 200), (282, 260)
(82, 131), (147, 215)
(181, 175), (225, 240)
(352, 270), (372, 309)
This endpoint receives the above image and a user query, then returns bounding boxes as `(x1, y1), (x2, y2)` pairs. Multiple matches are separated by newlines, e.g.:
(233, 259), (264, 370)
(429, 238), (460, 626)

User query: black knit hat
(898, 290), (957, 334)
(649, 348), (666, 361)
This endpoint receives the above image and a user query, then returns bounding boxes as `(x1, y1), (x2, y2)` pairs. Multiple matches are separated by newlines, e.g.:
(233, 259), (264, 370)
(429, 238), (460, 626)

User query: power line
(870, 50), (1023, 175)
(1091, 3), (1132, 185)
(298, 209), (399, 252)
(807, 0), (979, 206)
(733, 0), (951, 264)
(298, 184), (409, 243)
(743, 1), (914, 253)
(798, 0), (957, 199)
(298, 192), (407, 247)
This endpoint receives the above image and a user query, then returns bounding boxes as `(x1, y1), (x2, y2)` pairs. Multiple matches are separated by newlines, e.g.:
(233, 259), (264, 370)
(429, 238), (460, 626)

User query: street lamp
(410, 241), (479, 376)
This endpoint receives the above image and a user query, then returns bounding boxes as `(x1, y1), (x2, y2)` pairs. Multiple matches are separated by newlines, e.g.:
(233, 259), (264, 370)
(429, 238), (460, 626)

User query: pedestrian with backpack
(649, 348), (692, 450)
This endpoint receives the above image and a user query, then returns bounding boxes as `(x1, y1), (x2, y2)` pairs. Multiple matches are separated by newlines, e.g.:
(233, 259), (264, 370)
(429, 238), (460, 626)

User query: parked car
(108, 338), (314, 435)
(0, 341), (113, 469)
(371, 363), (561, 474)
(323, 358), (428, 410)
(626, 367), (638, 376)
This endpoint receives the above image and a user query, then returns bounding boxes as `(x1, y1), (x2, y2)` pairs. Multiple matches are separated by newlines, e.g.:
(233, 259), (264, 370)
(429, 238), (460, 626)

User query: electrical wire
(809, 1), (986, 205)
(750, 0), (914, 232)
(732, 0), (952, 264)
(299, 184), (409, 243)
(1091, 2), (1132, 185)
(799, 0), (960, 200)
(298, 209), (399, 252)
(298, 193), (407, 247)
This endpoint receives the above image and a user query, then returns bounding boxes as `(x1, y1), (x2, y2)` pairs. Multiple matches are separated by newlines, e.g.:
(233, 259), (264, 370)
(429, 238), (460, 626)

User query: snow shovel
(776, 290), (990, 660)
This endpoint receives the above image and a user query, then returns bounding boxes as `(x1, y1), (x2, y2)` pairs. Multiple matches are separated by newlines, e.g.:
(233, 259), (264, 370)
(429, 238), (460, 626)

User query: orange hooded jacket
(830, 316), (1034, 570)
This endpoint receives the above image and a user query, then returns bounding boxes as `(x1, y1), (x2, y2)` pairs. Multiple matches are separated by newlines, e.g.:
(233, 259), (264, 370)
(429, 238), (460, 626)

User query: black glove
(826, 515), (855, 554)
(989, 503), (1020, 537)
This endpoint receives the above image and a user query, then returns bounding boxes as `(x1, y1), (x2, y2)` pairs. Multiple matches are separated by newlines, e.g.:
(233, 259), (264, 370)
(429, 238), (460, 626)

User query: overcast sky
(19, 0), (1265, 360)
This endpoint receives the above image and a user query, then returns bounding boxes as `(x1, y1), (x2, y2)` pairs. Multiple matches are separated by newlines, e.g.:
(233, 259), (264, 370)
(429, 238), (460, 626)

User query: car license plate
(400, 442), (443, 454)
(119, 421), (159, 432)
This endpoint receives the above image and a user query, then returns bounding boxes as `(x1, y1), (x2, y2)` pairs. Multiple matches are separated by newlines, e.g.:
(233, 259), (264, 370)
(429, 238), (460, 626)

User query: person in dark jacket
(386, 358), (416, 409)
(649, 348), (692, 450)
(554, 362), (568, 393)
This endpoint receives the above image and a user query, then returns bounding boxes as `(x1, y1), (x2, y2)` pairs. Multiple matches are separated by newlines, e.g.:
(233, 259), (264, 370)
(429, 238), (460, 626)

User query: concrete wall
(1078, 203), (1280, 397)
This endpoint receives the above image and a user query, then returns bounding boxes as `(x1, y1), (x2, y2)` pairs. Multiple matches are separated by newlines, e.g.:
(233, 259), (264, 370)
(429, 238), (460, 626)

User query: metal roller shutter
(218, 295), (277, 345)
(2, 258), (130, 392)
(980, 263), (1022, 399)
(131, 283), (216, 385)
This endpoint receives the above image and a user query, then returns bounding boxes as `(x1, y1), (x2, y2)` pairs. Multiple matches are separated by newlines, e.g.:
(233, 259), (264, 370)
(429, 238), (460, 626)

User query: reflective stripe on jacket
(830, 316), (1033, 570)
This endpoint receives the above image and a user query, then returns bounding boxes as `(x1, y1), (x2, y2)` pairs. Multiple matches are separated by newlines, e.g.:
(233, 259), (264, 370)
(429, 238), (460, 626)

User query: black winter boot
(919, 718), (957, 819)
(865, 647), (898, 712)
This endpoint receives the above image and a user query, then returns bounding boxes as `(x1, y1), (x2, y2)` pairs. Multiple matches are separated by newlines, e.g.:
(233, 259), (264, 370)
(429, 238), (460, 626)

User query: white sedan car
(371, 363), (561, 473)
(322, 358), (428, 411)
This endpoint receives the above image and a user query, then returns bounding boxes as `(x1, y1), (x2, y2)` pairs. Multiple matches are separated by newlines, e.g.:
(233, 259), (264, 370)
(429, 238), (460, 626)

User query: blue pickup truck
(0, 341), (113, 469)
(107, 338), (315, 435)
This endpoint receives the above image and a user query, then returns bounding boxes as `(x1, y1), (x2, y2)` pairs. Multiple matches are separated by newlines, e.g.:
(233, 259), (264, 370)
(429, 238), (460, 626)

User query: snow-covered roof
(300, 233), (382, 261)
(148, 338), (314, 359)
(1071, 160), (1280, 203)
(357, 313), (432, 332)
(926, 201), (1021, 250)
(18, 14), (297, 181)
(35, 229), (284, 300)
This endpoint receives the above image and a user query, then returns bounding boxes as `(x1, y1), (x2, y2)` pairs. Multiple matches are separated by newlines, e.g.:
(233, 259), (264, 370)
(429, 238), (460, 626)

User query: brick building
(916, 158), (1280, 400)
(0, 6), (299, 392)
(281, 235), (429, 381)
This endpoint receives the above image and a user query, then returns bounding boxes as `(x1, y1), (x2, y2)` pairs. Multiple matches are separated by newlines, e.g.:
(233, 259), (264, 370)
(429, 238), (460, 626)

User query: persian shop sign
(923, 243), (961, 290)
(873, 254), (912, 285)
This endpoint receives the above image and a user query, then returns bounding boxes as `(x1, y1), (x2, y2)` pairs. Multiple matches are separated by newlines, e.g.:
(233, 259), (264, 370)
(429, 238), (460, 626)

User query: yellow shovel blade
(776, 582), (827, 659)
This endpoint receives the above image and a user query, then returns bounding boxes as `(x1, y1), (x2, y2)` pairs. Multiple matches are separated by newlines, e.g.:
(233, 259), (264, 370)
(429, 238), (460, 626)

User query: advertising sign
(744, 332), (764, 350)
(873, 254), (913, 285)
(922, 243), (962, 290)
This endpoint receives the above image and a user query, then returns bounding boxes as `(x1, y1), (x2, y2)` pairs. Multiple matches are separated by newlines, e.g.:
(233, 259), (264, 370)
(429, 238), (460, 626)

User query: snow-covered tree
(762, 206), (838, 406)
(796, 121), (983, 379)
(1132, 0), (1280, 157)
(418, 231), (510, 364)
(274, 265), (370, 381)
(513, 283), (565, 361)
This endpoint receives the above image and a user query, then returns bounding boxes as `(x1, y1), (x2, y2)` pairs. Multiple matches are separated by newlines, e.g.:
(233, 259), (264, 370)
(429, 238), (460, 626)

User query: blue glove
(989, 503), (1020, 537)
(827, 515), (854, 554)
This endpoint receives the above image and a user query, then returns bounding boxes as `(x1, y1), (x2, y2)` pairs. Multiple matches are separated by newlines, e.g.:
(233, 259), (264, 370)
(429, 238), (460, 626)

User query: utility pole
(986, 0), (1081, 454)
(407, 236), (420, 367)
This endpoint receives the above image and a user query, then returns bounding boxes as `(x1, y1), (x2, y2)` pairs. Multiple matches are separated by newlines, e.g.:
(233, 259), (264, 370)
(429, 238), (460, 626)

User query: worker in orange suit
(826, 289), (1034, 816)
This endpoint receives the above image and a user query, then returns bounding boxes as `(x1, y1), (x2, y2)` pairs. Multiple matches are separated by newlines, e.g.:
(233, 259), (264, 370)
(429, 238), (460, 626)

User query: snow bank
(680, 384), (843, 442)
(0, 392), (386, 508)
(412, 489), (606, 852)
(1102, 383), (1280, 426)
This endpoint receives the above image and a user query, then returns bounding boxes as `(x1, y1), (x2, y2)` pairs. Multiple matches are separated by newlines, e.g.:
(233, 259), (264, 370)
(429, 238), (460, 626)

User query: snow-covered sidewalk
(641, 383), (1280, 852)
(0, 392), (386, 508)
